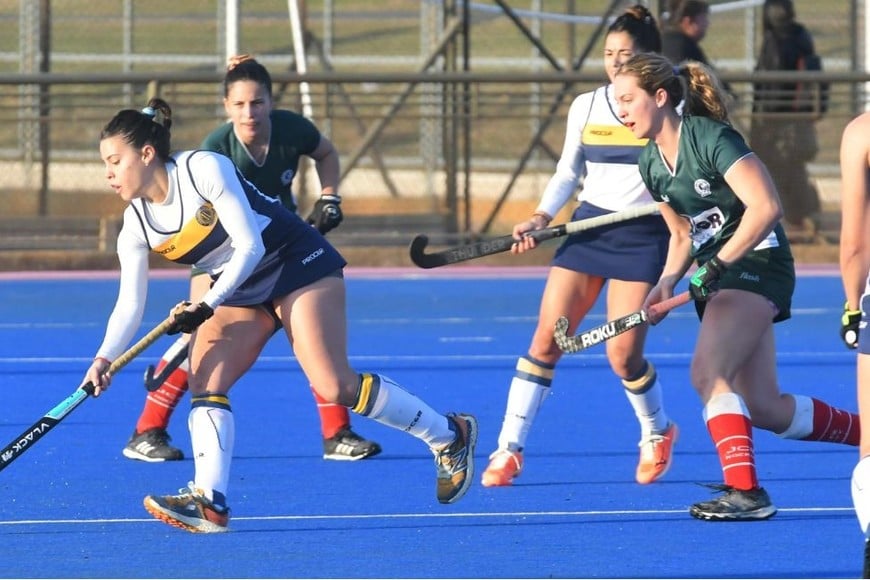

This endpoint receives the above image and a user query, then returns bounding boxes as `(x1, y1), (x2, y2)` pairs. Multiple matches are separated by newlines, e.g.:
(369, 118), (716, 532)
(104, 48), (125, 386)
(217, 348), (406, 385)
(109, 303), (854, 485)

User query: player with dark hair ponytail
(90, 95), (477, 533)
(481, 4), (678, 489)
(123, 56), (380, 465)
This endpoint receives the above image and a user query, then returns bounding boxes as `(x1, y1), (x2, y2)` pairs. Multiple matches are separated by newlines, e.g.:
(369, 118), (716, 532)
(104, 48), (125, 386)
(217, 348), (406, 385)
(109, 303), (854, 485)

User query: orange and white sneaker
(143, 483), (229, 533)
(636, 422), (679, 485)
(481, 448), (524, 487)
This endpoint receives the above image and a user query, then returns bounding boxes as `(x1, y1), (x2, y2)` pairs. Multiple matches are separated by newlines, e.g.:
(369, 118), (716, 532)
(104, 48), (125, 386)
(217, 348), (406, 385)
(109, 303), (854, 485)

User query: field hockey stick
(409, 203), (660, 269)
(553, 291), (692, 354)
(143, 343), (188, 392)
(0, 315), (175, 473)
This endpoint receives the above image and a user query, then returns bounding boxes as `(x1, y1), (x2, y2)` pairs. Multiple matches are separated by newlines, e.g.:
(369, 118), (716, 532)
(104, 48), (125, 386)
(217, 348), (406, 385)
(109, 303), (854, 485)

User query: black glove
(841, 301), (862, 349)
(689, 257), (727, 302)
(306, 194), (343, 234)
(167, 301), (214, 335)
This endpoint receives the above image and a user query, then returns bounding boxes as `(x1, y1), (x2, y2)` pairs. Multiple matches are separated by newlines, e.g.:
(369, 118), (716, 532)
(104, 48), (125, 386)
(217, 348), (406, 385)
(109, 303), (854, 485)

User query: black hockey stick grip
(408, 203), (660, 269)
(0, 315), (175, 473)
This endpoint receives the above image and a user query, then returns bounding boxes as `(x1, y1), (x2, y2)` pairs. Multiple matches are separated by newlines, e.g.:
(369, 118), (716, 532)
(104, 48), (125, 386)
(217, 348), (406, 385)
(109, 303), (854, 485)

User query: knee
(529, 327), (563, 365)
(606, 343), (644, 379)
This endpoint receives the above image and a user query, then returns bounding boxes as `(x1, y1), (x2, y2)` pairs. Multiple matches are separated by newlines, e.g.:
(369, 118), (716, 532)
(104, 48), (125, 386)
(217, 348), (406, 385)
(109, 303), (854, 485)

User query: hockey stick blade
(144, 343), (189, 392)
(0, 315), (175, 473)
(408, 203), (659, 269)
(409, 228), (562, 269)
(554, 291), (691, 354)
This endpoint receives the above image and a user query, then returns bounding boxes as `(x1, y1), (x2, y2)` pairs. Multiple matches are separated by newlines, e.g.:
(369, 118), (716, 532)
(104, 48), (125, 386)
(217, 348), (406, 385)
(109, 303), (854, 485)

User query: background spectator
(750, 0), (823, 242)
(662, 0), (711, 66)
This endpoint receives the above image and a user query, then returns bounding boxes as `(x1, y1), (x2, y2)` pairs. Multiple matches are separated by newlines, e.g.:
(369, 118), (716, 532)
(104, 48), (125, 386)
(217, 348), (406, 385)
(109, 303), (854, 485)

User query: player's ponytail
(101, 97), (173, 161)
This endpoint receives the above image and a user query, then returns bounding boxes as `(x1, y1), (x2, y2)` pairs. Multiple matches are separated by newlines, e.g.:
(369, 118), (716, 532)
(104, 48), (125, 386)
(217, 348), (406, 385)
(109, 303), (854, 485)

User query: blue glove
(167, 302), (214, 335)
(307, 194), (343, 234)
(841, 301), (861, 349)
(689, 257), (727, 302)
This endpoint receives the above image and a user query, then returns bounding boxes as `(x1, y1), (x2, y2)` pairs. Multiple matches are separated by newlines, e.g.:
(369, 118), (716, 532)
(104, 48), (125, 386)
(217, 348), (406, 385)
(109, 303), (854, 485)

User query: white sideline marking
(0, 506), (852, 526)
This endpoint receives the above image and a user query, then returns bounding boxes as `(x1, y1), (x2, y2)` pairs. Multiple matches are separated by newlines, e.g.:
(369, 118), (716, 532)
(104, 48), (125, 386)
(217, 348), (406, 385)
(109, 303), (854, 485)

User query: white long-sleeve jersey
(536, 84), (656, 218)
(95, 150), (298, 362)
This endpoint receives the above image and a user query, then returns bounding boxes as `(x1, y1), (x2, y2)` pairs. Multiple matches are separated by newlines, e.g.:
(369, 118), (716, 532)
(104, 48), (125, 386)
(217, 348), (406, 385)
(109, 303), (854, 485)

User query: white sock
(776, 394), (813, 439)
(853, 456), (870, 538)
(352, 373), (453, 448)
(188, 403), (234, 505)
(622, 361), (669, 437)
(496, 356), (554, 451)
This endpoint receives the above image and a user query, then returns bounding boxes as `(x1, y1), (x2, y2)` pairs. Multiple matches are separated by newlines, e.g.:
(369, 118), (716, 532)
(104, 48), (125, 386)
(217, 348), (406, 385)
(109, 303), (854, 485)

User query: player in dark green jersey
(613, 51), (859, 521)
(124, 56), (381, 464)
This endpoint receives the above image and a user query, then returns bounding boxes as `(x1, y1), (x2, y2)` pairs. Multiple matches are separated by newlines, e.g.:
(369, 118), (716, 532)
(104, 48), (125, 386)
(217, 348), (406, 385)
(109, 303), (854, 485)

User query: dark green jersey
(638, 115), (789, 263)
(200, 109), (321, 213)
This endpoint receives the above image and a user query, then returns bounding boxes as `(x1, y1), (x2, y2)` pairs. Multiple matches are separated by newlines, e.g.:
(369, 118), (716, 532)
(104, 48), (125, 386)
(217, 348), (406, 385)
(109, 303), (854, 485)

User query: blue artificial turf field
(0, 266), (861, 578)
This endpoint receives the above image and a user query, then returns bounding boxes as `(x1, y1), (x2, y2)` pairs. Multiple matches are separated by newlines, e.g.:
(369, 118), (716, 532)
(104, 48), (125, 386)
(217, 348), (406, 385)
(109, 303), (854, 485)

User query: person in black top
(750, 0), (823, 241)
(662, 0), (711, 66)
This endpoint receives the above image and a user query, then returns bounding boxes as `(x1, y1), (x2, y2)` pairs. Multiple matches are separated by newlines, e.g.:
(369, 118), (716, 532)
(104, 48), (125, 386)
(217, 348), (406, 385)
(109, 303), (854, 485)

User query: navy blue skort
(218, 228), (347, 307)
(551, 202), (669, 284)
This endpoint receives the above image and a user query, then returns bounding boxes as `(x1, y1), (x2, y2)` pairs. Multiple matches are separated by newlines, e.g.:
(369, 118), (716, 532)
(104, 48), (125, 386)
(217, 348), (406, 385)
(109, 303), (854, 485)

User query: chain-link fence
(0, 0), (865, 247)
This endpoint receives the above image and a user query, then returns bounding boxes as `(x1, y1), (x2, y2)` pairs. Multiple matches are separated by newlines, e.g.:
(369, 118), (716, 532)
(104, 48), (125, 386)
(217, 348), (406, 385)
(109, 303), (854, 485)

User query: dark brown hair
(608, 4), (662, 54)
(100, 97), (173, 161)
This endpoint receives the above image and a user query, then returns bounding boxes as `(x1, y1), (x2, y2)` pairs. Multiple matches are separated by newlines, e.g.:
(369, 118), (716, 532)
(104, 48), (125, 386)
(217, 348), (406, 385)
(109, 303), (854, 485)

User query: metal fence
(0, 0), (866, 246)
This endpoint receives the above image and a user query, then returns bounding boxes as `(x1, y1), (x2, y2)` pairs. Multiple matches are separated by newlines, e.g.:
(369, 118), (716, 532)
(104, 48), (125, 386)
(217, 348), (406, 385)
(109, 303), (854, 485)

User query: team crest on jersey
(281, 169), (295, 186)
(694, 179), (712, 197)
(195, 203), (217, 226)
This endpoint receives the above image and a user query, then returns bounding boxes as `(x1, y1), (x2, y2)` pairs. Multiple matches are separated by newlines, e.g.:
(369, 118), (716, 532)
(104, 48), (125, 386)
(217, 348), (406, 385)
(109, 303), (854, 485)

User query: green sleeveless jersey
(638, 115), (790, 264)
(200, 109), (321, 213)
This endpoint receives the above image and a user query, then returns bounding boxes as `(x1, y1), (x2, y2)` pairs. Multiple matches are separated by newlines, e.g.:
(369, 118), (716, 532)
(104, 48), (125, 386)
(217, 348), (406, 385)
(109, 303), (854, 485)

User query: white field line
(0, 505), (852, 527)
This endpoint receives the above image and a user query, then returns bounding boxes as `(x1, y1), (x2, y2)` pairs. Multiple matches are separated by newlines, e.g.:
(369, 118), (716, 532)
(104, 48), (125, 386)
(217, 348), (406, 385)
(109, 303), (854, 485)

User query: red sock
(313, 388), (350, 439)
(804, 398), (860, 445)
(704, 393), (759, 491)
(135, 361), (189, 434)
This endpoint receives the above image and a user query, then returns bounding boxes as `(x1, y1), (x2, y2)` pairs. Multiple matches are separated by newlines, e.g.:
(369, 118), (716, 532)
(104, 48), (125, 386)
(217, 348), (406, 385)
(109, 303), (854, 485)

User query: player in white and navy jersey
(124, 55), (380, 464)
(481, 5), (678, 489)
(82, 97), (477, 533)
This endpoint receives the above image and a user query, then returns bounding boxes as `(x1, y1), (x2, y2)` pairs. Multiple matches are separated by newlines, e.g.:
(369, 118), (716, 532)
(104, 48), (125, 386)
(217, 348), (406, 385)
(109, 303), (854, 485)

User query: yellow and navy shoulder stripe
(581, 90), (648, 165)
(150, 201), (228, 265)
(132, 153), (231, 265)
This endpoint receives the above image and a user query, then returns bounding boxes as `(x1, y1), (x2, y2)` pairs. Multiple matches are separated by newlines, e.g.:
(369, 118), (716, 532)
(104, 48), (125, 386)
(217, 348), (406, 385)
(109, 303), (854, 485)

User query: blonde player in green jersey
(613, 51), (859, 521)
